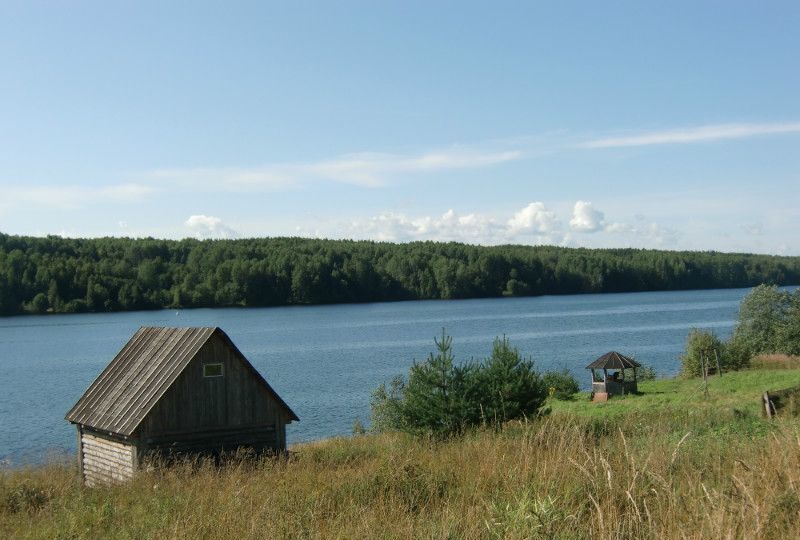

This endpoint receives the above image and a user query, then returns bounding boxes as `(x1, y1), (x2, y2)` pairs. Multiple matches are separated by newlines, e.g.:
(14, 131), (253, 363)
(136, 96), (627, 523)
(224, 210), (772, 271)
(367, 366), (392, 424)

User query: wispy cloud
(308, 149), (521, 186)
(147, 147), (522, 190)
(582, 122), (800, 148)
(1, 183), (157, 210)
(150, 167), (296, 192)
(142, 121), (800, 192)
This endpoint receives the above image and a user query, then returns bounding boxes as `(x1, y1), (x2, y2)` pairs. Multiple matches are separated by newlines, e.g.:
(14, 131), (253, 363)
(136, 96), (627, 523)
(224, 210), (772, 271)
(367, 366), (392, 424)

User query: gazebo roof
(586, 351), (641, 370)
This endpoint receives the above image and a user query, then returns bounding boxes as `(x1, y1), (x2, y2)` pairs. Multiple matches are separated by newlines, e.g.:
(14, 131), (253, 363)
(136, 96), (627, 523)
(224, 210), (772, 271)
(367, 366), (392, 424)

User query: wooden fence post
(763, 392), (775, 419)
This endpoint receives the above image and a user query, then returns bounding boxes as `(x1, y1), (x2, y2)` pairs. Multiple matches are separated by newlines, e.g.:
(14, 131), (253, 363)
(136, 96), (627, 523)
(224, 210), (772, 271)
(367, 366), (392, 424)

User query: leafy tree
(0, 232), (798, 316)
(683, 286), (800, 373)
(778, 292), (800, 356)
(733, 285), (790, 356)
(24, 292), (49, 314)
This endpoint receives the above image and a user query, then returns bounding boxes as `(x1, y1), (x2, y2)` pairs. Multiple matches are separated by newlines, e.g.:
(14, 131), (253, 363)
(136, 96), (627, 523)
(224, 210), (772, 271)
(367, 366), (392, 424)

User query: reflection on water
(0, 287), (759, 464)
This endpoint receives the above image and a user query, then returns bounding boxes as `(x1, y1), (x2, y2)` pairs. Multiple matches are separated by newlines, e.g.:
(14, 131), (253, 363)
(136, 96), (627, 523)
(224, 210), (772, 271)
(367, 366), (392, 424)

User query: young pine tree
(401, 329), (474, 435)
(474, 337), (547, 425)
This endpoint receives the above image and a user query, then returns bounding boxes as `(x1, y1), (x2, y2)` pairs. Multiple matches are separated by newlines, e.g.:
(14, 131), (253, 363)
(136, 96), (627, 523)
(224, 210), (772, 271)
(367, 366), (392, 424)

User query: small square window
(203, 363), (224, 378)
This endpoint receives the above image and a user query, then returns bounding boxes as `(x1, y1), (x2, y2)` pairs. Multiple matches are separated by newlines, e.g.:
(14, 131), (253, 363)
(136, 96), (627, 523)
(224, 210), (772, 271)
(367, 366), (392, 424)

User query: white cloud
(507, 202), (561, 235)
(569, 200), (605, 232)
(321, 201), (684, 249)
(582, 122), (800, 149)
(343, 209), (507, 244)
(326, 202), (565, 245)
(184, 215), (239, 239)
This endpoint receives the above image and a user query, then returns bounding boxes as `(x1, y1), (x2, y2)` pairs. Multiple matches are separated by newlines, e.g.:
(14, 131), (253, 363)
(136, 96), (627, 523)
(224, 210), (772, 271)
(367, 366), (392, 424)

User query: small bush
(1, 482), (51, 514)
(636, 364), (657, 381)
(541, 369), (580, 400)
(351, 418), (366, 435)
(681, 329), (726, 377)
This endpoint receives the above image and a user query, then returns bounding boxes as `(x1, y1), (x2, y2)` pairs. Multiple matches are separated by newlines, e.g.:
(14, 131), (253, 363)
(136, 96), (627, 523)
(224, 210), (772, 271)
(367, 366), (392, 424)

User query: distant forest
(1, 233), (799, 316)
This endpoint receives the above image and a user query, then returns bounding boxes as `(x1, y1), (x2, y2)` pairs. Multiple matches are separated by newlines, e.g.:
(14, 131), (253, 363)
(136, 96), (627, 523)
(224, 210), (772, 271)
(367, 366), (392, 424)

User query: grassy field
(552, 368), (800, 418)
(2, 368), (800, 539)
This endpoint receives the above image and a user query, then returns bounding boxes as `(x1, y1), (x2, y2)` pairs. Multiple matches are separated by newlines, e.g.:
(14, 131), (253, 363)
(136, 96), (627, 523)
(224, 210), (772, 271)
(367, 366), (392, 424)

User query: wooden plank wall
(144, 425), (279, 455)
(81, 429), (135, 486)
(136, 333), (289, 451)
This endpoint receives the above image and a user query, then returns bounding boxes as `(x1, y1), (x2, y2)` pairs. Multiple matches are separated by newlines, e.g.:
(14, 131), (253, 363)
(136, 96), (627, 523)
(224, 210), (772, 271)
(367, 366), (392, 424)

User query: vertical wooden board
(135, 332), (289, 452)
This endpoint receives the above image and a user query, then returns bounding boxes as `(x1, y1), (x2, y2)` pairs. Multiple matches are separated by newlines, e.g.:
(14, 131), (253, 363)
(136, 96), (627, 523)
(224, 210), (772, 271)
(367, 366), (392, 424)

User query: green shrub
(541, 369), (580, 400)
(681, 329), (726, 377)
(1, 482), (51, 514)
(636, 364), (657, 381)
(680, 285), (800, 376)
(471, 337), (547, 424)
(370, 331), (547, 436)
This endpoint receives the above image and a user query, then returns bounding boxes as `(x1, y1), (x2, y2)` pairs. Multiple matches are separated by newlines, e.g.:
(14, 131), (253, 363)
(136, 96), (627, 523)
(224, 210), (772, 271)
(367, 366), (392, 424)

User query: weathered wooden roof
(66, 326), (298, 436)
(586, 351), (641, 370)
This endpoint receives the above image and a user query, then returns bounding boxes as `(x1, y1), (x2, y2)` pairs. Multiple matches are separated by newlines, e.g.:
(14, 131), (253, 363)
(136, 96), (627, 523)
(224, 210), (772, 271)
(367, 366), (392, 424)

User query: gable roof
(66, 326), (298, 437)
(586, 351), (641, 370)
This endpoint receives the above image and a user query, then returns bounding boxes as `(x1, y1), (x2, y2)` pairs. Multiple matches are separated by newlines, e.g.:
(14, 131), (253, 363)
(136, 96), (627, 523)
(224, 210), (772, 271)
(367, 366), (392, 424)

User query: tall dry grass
(751, 354), (800, 370)
(3, 410), (800, 539)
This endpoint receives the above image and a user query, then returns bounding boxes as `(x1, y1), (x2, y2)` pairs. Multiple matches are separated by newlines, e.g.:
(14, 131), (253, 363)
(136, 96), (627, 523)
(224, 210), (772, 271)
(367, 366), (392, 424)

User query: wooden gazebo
(586, 351), (640, 402)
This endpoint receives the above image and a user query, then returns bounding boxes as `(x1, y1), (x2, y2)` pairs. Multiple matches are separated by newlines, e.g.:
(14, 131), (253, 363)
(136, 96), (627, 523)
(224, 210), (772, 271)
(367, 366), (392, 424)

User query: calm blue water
(0, 287), (758, 465)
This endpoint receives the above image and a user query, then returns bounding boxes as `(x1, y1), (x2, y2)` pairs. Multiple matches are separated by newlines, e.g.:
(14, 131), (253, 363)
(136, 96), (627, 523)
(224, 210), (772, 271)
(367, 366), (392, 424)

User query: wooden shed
(65, 326), (298, 486)
(587, 351), (641, 402)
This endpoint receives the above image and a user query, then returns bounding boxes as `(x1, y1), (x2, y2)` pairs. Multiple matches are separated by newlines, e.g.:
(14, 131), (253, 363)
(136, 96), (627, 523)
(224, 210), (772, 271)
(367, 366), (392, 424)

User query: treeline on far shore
(0, 232), (799, 316)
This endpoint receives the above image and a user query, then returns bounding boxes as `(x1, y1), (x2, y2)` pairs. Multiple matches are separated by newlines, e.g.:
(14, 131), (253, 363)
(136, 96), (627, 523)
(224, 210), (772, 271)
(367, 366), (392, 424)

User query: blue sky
(1, 1), (798, 254)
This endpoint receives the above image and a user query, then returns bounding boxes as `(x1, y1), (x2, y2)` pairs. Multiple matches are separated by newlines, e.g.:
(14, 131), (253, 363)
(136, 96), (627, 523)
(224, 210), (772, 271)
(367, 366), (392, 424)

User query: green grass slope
(552, 368), (800, 418)
(2, 369), (800, 539)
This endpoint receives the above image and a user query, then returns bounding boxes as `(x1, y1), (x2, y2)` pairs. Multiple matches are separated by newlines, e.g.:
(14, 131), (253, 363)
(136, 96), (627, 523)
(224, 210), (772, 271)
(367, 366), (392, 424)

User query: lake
(0, 287), (756, 465)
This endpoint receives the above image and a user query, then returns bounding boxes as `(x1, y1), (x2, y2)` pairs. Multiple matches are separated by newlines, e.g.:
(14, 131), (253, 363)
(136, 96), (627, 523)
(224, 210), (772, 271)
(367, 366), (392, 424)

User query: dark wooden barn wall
(135, 333), (288, 451)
